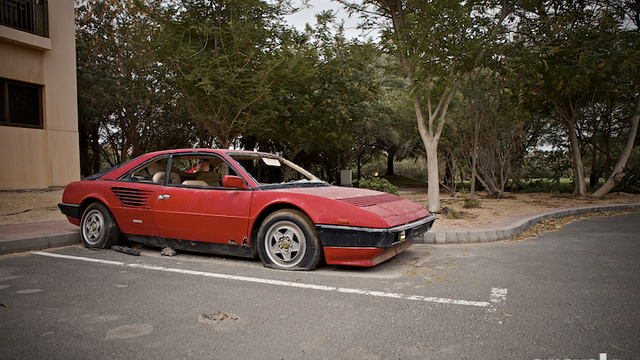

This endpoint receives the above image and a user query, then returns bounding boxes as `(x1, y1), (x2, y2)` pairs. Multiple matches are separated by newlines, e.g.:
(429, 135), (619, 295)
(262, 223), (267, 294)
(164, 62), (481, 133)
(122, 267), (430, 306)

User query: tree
(373, 55), (421, 177)
(159, 0), (292, 148)
(255, 12), (381, 182)
(341, 0), (512, 212)
(442, 68), (533, 197)
(76, 0), (194, 172)
(509, 0), (636, 196)
(76, 0), (121, 173)
(592, 0), (640, 197)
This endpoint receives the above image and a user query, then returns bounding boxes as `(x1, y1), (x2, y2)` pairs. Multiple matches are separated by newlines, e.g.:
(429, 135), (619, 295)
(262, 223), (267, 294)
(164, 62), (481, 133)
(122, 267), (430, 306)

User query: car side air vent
(111, 187), (153, 208)
(338, 194), (399, 208)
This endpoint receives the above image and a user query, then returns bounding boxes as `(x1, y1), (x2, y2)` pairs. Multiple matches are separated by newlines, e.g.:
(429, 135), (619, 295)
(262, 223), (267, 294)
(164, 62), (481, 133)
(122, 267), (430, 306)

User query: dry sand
(401, 191), (640, 229)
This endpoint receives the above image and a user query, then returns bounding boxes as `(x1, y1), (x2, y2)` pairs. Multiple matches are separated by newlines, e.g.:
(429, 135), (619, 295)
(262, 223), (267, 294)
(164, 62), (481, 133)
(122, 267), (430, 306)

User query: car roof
(91, 149), (277, 180)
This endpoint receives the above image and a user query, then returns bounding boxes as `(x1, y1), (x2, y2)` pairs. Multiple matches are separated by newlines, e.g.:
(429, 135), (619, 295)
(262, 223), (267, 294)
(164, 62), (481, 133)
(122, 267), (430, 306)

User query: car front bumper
(317, 215), (436, 267)
(316, 215), (436, 248)
(323, 239), (414, 267)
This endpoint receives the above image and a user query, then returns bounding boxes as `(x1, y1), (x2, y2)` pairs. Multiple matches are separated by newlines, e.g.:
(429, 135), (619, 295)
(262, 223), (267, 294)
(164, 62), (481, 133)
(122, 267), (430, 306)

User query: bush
(461, 194), (482, 208)
(395, 157), (428, 182)
(514, 178), (574, 193)
(613, 168), (640, 193)
(357, 177), (399, 195)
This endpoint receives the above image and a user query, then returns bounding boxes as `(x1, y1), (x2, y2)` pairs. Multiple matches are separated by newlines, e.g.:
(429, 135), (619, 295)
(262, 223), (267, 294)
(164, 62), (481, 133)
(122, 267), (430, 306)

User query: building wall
(0, 0), (80, 190)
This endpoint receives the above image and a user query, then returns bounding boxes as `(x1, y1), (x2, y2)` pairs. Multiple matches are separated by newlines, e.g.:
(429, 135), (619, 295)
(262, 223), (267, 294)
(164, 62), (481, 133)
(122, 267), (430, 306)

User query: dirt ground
(1, 187), (639, 228)
(401, 191), (640, 229)
(0, 187), (67, 225)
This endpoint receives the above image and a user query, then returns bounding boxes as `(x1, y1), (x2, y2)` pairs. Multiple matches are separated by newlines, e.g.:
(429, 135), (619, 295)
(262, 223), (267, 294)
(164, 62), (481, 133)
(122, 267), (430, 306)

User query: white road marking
(34, 251), (506, 310)
(35, 251), (125, 266)
(488, 287), (508, 312)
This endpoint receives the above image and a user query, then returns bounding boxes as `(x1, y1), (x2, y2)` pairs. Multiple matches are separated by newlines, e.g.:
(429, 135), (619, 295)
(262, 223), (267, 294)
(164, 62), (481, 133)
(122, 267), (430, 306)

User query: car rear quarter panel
(62, 180), (157, 236)
(62, 180), (116, 210)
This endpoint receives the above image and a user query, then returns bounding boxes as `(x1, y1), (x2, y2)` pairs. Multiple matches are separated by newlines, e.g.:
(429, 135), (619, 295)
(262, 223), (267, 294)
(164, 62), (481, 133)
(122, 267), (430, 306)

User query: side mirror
(222, 175), (247, 189)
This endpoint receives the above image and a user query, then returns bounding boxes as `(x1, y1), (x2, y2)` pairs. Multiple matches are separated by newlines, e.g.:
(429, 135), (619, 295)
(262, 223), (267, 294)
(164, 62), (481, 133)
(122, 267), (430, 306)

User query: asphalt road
(1, 213), (638, 360)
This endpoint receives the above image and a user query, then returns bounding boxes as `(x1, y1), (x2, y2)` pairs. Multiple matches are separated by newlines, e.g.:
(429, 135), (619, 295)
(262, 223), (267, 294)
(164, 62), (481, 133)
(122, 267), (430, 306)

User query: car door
(110, 182), (161, 237)
(150, 154), (253, 245)
(109, 157), (171, 238)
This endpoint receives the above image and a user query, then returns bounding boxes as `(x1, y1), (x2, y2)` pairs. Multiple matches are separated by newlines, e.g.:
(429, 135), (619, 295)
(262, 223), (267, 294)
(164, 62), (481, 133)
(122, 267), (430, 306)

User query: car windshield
(229, 153), (325, 188)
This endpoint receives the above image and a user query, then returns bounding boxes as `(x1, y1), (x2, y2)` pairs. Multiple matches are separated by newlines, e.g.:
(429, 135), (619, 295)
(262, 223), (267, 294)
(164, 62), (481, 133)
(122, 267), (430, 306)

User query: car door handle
(157, 194), (170, 200)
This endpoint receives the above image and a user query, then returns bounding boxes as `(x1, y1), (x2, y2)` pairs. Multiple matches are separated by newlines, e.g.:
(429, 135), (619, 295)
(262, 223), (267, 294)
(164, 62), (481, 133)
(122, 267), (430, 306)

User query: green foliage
(443, 207), (465, 219)
(76, 0), (196, 173)
(383, 174), (425, 188)
(514, 178), (576, 194)
(440, 68), (534, 196)
(159, 0), (290, 148)
(522, 150), (573, 182)
(514, 178), (554, 193)
(357, 177), (398, 195)
(394, 157), (428, 182)
(506, 0), (638, 196)
(73, 0), (639, 195)
(613, 168), (640, 193)
(461, 195), (482, 209)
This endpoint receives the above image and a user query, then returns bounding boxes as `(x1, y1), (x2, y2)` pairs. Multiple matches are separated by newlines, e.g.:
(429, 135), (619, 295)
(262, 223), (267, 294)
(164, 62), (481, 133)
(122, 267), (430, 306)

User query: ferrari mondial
(59, 149), (435, 270)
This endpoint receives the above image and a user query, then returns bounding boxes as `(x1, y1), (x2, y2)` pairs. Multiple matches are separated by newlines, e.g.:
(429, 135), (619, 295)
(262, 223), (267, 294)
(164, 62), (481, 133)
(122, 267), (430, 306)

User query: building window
(0, 78), (43, 129)
(0, 0), (48, 37)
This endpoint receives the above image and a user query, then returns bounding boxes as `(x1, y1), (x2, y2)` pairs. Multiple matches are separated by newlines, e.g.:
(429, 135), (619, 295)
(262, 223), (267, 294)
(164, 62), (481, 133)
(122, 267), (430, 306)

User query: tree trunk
(589, 145), (598, 187)
(565, 119), (587, 196)
(386, 146), (397, 176)
(592, 98), (640, 198)
(79, 118), (90, 178)
(470, 149), (478, 197)
(470, 112), (482, 197)
(425, 138), (440, 213)
(445, 152), (457, 197)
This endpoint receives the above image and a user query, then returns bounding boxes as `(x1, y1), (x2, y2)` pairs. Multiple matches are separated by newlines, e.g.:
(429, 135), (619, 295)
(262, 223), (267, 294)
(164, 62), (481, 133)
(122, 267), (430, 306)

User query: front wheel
(257, 210), (322, 271)
(80, 202), (121, 249)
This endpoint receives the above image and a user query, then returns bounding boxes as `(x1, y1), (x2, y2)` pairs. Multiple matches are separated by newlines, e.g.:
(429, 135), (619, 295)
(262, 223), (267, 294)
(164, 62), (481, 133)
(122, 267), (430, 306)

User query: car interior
(128, 155), (236, 188)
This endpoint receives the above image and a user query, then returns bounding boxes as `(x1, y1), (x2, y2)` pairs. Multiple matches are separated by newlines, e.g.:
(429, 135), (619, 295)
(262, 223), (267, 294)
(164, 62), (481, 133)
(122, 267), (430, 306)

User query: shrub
(461, 195), (482, 208)
(613, 168), (640, 194)
(357, 177), (399, 195)
(395, 157), (428, 182)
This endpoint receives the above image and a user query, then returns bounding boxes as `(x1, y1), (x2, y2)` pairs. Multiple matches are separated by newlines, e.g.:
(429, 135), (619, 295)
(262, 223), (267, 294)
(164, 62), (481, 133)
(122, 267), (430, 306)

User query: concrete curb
(419, 203), (640, 244)
(0, 231), (80, 255)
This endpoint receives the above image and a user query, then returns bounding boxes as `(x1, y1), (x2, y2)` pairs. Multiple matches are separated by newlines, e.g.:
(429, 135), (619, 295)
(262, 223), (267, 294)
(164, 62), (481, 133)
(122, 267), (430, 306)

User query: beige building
(0, 0), (80, 189)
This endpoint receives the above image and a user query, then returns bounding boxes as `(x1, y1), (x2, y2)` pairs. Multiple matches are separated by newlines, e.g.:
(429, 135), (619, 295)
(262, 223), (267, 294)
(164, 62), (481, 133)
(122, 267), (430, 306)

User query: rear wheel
(257, 210), (322, 271)
(80, 202), (121, 249)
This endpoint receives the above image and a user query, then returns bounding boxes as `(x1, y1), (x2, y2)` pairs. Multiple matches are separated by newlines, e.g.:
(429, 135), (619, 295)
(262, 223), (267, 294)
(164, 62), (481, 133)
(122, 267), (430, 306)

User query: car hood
(270, 185), (431, 227)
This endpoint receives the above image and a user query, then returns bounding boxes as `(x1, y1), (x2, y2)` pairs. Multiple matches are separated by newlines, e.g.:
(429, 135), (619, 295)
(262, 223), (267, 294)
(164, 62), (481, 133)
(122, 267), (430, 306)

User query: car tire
(257, 209), (322, 271)
(80, 202), (121, 249)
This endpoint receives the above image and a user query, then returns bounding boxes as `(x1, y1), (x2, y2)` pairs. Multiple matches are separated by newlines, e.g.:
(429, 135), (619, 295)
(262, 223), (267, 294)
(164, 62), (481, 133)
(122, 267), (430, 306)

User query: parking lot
(1, 213), (638, 359)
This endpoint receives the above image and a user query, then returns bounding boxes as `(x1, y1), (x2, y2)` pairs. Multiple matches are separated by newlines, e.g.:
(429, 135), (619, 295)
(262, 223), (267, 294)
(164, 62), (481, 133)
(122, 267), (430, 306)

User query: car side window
(129, 158), (169, 183)
(170, 155), (239, 188)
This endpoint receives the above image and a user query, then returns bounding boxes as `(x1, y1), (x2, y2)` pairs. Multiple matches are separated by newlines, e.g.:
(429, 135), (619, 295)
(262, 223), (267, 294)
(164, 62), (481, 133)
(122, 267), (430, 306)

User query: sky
(283, 0), (377, 40)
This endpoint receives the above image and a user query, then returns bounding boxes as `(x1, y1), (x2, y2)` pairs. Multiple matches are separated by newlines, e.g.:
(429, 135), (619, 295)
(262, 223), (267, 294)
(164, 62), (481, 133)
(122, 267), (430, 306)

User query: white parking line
(34, 251), (506, 310)
(488, 287), (508, 312)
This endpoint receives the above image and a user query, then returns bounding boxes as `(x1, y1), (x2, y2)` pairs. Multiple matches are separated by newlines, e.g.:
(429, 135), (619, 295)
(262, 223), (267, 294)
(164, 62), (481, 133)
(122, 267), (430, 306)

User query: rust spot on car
(228, 239), (238, 246)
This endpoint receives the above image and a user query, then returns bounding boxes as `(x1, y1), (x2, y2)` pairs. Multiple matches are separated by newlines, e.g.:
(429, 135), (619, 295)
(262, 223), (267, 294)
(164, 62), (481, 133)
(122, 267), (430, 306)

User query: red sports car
(58, 149), (435, 270)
